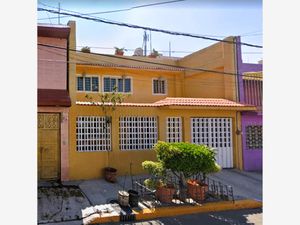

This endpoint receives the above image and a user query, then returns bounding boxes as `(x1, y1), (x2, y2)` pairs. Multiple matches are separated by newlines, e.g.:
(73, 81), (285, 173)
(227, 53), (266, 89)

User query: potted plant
(142, 161), (175, 203)
(114, 47), (125, 56)
(148, 48), (159, 58)
(85, 86), (129, 183)
(142, 142), (221, 202)
(81, 46), (91, 53)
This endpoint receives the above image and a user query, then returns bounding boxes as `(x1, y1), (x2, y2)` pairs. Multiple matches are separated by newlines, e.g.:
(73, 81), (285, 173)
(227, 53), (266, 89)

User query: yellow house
(65, 21), (255, 181)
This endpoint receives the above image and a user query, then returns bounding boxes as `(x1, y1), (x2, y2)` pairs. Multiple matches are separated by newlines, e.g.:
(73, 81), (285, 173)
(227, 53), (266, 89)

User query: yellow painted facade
(66, 21), (246, 181)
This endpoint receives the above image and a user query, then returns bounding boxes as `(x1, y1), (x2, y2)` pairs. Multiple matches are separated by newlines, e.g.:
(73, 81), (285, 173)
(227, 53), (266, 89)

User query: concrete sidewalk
(38, 170), (262, 225)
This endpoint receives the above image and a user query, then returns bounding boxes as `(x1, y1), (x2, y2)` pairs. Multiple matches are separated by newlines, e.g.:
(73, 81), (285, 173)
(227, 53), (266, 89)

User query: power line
(38, 0), (185, 20)
(76, 45), (262, 55)
(37, 7), (262, 49)
(38, 43), (262, 79)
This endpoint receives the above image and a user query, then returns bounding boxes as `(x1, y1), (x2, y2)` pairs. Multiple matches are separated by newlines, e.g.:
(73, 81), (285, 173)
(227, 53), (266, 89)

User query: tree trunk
(178, 173), (187, 202)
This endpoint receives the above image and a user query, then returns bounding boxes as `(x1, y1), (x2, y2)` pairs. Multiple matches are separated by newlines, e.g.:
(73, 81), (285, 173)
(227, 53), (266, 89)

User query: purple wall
(236, 36), (263, 171)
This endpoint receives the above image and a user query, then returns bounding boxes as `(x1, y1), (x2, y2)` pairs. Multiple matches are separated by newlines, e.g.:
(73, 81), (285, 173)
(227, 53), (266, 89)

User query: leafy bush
(154, 141), (221, 179)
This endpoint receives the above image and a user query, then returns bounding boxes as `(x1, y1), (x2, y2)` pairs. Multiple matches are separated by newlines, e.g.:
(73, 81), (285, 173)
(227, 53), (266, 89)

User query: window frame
(76, 74), (100, 93)
(119, 116), (158, 151)
(166, 117), (182, 143)
(102, 75), (133, 94)
(152, 78), (167, 95)
(76, 116), (111, 152)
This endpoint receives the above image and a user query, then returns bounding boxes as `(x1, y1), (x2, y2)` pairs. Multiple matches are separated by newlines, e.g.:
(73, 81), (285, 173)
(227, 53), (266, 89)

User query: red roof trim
(38, 89), (71, 107)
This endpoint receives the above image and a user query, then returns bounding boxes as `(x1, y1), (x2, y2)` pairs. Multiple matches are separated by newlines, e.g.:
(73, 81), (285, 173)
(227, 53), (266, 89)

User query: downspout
(234, 36), (243, 170)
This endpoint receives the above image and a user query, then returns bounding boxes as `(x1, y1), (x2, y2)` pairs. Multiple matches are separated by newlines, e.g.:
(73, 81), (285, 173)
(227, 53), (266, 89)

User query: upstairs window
(77, 76), (99, 92)
(153, 79), (166, 94)
(103, 77), (131, 93)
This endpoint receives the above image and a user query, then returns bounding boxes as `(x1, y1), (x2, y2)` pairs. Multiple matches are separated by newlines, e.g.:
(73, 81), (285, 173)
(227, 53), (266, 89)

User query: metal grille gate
(191, 118), (233, 168)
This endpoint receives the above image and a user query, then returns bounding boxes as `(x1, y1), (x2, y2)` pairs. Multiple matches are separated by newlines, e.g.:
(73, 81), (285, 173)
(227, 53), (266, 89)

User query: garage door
(191, 118), (233, 168)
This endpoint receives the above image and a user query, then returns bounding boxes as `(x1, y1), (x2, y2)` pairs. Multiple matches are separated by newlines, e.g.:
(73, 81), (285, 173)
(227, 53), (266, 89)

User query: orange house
(57, 21), (256, 181)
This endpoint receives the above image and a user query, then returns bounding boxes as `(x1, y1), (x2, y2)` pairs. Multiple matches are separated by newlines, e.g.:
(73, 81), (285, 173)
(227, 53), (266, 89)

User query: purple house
(236, 36), (263, 171)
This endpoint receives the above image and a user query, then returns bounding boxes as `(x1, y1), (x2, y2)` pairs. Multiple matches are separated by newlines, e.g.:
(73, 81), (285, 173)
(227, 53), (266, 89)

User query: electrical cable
(38, 43), (262, 79)
(37, 7), (262, 49)
(38, 0), (186, 20)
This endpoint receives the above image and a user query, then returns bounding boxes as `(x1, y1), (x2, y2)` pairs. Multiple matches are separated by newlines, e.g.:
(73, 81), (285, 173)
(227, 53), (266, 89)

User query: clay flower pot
(104, 167), (117, 183)
(155, 185), (175, 203)
(187, 180), (208, 201)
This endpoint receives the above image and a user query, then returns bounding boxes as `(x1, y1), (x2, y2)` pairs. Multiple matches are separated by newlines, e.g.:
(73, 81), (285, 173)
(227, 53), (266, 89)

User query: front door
(191, 118), (233, 168)
(38, 113), (60, 180)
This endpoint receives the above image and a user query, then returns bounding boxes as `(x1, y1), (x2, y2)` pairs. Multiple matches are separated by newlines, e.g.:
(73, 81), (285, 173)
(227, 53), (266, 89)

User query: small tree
(85, 86), (128, 125)
(86, 86), (129, 168)
(142, 141), (221, 199)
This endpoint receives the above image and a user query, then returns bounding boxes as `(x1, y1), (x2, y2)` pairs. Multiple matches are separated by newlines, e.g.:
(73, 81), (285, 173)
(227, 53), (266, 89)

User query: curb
(88, 199), (262, 224)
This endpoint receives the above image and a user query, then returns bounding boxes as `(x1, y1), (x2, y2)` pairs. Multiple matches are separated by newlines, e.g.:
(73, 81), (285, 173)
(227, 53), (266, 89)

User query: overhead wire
(38, 0), (186, 20)
(37, 7), (262, 49)
(38, 43), (262, 79)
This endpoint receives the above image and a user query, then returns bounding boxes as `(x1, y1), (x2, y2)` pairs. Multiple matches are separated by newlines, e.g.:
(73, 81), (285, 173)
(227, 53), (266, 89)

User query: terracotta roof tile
(76, 97), (253, 108)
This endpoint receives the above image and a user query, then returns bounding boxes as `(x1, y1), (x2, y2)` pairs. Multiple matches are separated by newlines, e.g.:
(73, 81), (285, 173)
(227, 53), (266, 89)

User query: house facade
(37, 24), (71, 181)
(236, 36), (263, 171)
(64, 21), (255, 181)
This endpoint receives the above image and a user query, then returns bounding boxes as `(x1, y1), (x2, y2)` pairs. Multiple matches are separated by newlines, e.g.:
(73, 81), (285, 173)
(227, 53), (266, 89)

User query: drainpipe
(234, 36), (243, 170)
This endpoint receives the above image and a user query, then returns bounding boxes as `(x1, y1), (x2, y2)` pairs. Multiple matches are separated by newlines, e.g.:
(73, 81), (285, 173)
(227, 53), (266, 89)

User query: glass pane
(92, 77), (99, 92)
(125, 78), (131, 92)
(77, 77), (83, 91)
(103, 77), (110, 92)
(111, 78), (116, 91)
(85, 77), (91, 91)
(118, 78), (123, 92)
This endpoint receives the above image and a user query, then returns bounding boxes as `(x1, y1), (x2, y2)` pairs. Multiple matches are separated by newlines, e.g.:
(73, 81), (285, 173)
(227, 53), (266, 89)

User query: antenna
(150, 31), (152, 55)
(58, 2), (60, 24)
(169, 41), (171, 57)
(143, 31), (147, 56)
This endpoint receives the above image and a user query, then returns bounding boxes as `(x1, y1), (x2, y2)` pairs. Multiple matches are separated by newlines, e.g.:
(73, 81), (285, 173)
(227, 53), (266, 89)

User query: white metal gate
(191, 118), (233, 168)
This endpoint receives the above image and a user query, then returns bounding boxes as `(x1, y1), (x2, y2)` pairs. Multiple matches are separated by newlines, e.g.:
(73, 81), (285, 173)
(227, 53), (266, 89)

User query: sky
(37, 0), (262, 63)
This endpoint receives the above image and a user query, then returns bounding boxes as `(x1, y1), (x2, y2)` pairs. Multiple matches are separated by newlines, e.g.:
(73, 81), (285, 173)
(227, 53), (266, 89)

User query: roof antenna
(58, 2), (60, 24)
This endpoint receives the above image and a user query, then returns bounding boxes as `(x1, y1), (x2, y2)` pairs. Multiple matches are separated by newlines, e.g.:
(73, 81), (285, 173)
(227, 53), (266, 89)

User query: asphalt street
(108, 208), (262, 225)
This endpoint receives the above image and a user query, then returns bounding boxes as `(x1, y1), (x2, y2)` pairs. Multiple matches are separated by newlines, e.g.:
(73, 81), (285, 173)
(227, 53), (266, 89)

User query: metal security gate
(38, 113), (60, 180)
(191, 118), (233, 168)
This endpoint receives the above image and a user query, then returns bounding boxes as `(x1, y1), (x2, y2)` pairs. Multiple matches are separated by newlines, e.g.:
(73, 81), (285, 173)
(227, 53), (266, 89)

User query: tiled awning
(76, 97), (256, 111)
(38, 89), (71, 107)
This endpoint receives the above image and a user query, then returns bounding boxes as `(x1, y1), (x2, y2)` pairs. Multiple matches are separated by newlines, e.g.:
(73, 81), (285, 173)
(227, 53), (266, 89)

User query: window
(166, 117), (182, 142)
(76, 116), (111, 151)
(119, 116), (158, 150)
(77, 76), (99, 92)
(103, 77), (131, 93)
(246, 125), (262, 149)
(153, 79), (166, 94)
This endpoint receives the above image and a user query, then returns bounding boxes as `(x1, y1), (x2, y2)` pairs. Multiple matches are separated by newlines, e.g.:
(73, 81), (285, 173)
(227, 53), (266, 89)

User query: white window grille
(166, 117), (182, 142)
(103, 76), (131, 93)
(191, 118), (232, 148)
(153, 79), (166, 94)
(119, 116), (158, 150)
(77, 76), (99, 92)
(76, 116), (111, 152)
